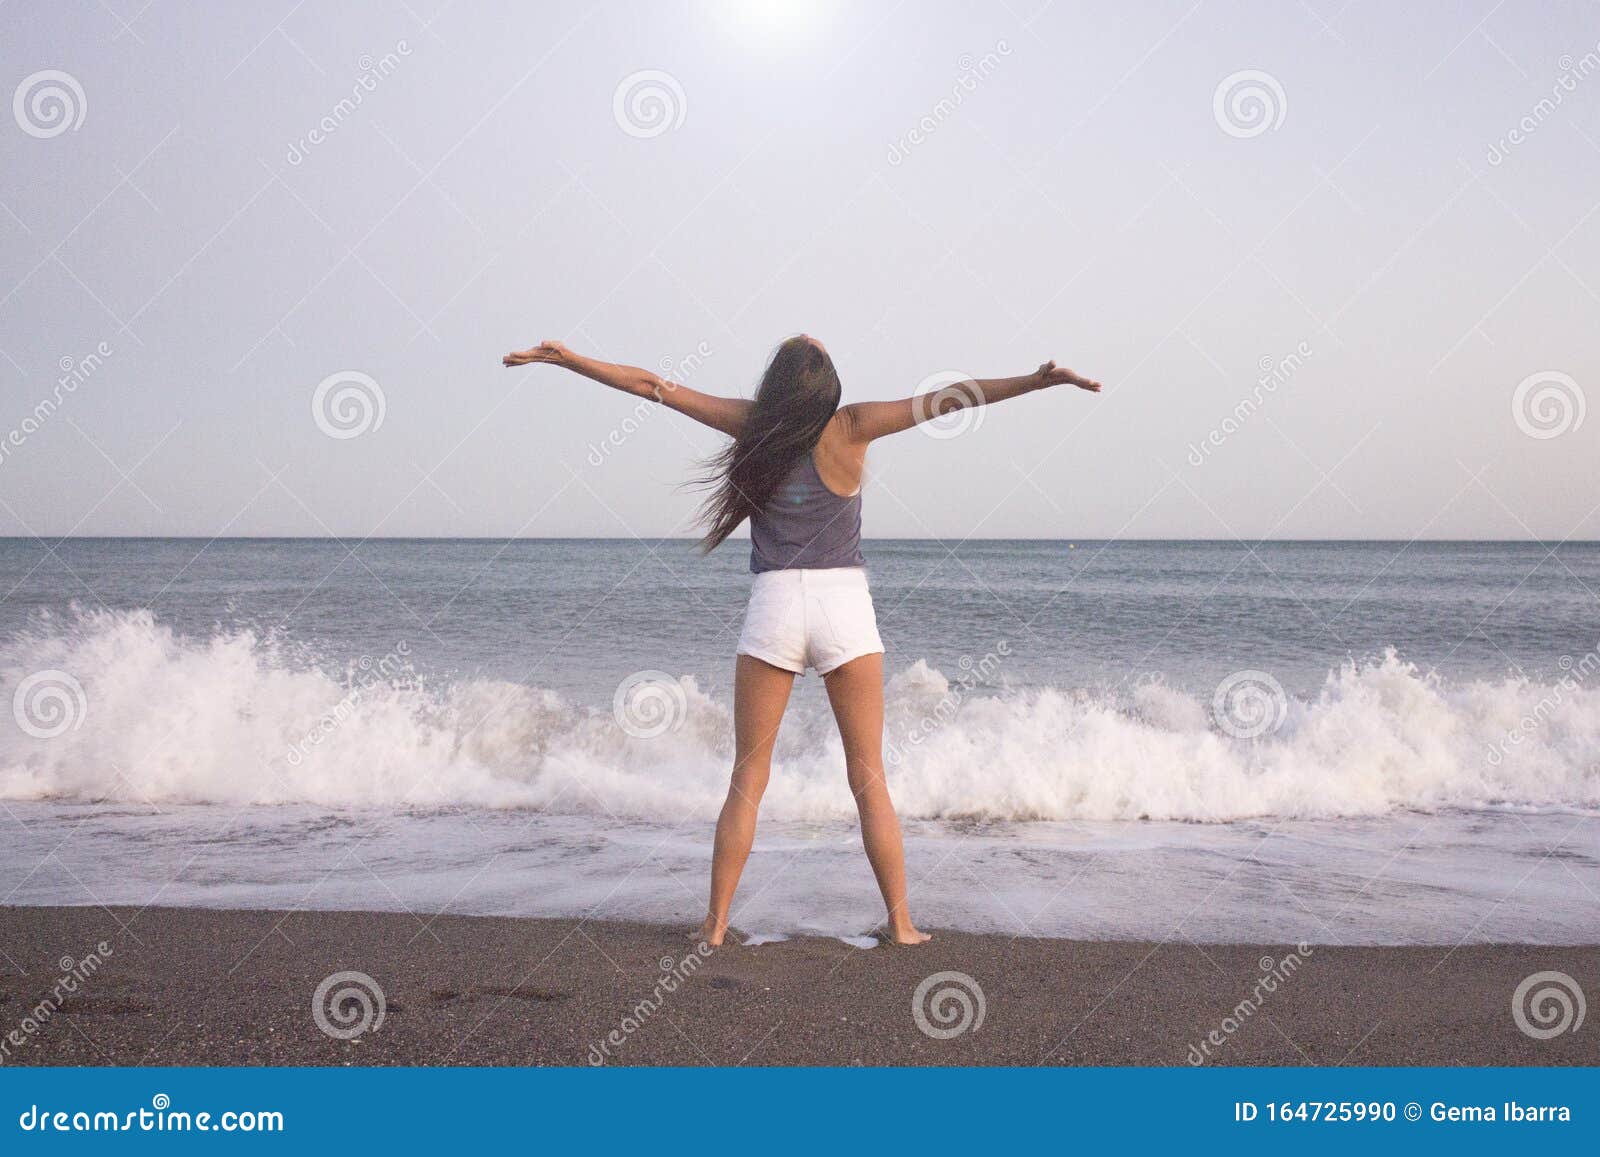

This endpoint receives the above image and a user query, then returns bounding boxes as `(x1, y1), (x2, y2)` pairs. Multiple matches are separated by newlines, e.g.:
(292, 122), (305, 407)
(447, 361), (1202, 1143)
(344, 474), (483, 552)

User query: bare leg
(822, 652), (929, 944)
(700, 654), (795, 946)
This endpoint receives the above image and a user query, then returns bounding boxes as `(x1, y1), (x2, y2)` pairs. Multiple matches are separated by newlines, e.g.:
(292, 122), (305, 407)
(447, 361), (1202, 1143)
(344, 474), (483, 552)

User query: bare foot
(879, 925), (932, 946)
(697, 916), (728, 947)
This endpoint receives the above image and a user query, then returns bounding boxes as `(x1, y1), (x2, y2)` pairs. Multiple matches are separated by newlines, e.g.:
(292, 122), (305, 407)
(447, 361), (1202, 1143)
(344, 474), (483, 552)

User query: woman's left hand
(1038, 360), (1102, 392)
(502, 340), (570, 368)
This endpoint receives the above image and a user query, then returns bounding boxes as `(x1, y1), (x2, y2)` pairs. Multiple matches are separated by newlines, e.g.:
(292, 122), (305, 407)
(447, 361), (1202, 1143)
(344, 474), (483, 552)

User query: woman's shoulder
(812, 415), (866, 498)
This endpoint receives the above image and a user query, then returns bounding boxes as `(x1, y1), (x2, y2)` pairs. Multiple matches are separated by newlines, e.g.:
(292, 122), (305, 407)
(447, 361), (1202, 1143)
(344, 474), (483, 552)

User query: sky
(2, 0), (1598, 540)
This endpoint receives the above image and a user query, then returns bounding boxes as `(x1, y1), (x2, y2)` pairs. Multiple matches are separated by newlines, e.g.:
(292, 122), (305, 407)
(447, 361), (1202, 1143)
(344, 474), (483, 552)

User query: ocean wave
(1, 609), (1597, 821)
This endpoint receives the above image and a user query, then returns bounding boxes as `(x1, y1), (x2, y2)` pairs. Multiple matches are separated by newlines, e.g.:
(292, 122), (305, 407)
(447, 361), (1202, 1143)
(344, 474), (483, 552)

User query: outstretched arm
(838, 361), (1102, 444)
(502, 340), (751, 437)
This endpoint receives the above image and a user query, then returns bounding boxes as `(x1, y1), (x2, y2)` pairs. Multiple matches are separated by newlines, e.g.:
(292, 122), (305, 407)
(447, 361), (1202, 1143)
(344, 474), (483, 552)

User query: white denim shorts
(736, 566), (884, 676)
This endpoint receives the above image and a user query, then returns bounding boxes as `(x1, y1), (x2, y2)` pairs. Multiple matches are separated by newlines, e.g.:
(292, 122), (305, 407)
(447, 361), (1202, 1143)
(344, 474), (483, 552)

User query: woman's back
(748, 450), (864, 573)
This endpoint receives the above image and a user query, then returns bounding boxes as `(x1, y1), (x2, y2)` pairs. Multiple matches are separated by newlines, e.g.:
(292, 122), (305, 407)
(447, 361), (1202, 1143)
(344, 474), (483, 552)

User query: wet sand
(1, 906), (1594, 1066)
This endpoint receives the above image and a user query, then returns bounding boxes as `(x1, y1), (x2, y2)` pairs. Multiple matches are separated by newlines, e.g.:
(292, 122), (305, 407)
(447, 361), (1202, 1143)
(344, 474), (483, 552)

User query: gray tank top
(749, 454), (865, 573)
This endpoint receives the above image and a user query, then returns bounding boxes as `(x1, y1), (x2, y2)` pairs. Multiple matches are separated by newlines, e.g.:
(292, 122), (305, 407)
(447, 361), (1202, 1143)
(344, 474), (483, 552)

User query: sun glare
(719, 0), (834, 46)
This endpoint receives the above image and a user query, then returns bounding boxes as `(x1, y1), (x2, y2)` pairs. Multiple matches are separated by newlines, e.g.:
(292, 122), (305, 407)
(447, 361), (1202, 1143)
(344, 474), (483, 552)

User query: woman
(503, 336), (1102, 944)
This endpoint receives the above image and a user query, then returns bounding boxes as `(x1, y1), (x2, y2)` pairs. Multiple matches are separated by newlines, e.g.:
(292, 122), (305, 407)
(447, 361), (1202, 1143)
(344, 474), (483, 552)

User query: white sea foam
(2, 609), (1597, 821)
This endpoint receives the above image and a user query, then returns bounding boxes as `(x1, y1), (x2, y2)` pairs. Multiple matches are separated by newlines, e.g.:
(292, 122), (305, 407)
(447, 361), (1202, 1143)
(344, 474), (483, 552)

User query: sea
(1, 538), (1596, 945)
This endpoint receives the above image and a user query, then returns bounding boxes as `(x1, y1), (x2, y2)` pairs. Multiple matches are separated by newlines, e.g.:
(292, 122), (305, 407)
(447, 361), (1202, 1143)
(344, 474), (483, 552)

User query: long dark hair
(694, 335), (841, 553)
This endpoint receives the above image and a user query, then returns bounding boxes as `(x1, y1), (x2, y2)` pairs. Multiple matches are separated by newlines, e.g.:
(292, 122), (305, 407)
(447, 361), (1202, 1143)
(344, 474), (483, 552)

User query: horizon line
(2, 535), (1597, 545)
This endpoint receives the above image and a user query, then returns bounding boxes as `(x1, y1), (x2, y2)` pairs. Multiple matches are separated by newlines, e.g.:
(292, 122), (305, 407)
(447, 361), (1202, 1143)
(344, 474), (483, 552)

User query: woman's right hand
(502, 340), (570, 368)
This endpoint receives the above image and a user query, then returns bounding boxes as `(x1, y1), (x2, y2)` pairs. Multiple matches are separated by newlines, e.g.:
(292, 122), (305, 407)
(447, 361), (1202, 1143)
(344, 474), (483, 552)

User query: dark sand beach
(1, 906), (1593, 1066)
